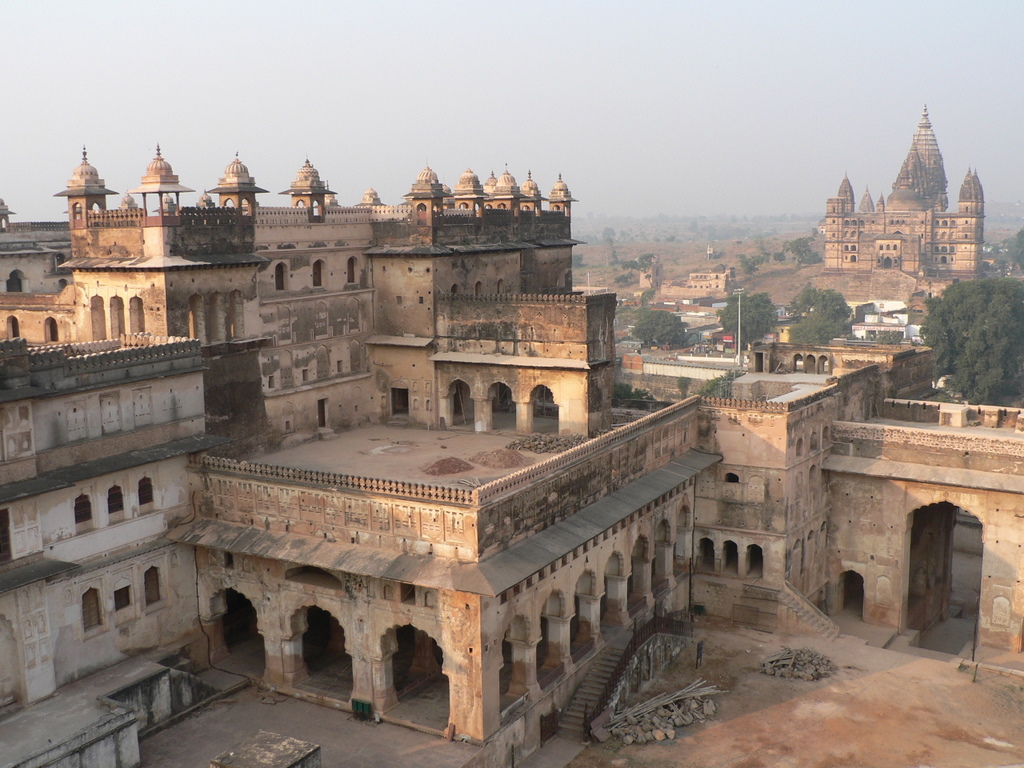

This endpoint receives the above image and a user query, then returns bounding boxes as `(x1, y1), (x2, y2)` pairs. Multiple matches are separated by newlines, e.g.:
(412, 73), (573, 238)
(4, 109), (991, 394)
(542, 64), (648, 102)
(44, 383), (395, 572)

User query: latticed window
(144, 566), (161, 605)
(74, 494), (93, 525)
(138, 477), (154, 506)
(107, 485), (124, 515)
(82, 588), (101, 629)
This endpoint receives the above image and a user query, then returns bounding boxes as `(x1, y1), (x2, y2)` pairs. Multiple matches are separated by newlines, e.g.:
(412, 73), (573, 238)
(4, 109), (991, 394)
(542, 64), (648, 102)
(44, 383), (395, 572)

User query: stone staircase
(779, 580), (840, 640)
(557, 640), (627, 741)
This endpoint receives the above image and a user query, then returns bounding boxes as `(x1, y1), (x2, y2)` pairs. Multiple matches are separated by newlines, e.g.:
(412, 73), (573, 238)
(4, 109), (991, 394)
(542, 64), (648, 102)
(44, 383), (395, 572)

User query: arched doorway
(723, 540), (739, 575)
(841, 570), (865, 616)
(218, 588), (265, 677)
(489, 382), (515, 430)
(447, 379), (473, 428)
(909, 502), (983, 654)
(388, 624), (449, 731)
(499, 615), (531, 709)
(530, 385), (559, 434)
(747, 544), (764, 578)
(297, 605), (352, 699)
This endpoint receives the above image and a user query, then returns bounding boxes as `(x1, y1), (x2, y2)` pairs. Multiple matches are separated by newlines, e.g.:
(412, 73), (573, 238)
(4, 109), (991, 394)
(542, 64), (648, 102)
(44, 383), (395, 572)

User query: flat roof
(255, 424), (551, 488)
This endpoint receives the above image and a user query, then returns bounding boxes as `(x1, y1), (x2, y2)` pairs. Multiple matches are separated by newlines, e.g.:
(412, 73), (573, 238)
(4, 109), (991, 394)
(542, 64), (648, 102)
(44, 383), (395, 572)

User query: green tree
(637, 253), (656, 269)
(632, 308), (689, 348)
(718, 292), (777, 345)
(923, 279), (1024, 403)
(639, 288), (656, 306)
(613, 272), (634, 285)
(873, 330), (906, 345)
(784, 236), (822, 265)
(613, 382), (654, 401)
(1005, 229), (1024, 270)
(738, 254), (759, 275)
(788, 285), (851, 343)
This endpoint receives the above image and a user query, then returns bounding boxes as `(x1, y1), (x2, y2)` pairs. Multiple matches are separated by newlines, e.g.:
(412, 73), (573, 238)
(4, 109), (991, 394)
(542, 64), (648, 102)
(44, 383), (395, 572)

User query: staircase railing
(582, 615), (692, 736)
(782, 580), (840, 635)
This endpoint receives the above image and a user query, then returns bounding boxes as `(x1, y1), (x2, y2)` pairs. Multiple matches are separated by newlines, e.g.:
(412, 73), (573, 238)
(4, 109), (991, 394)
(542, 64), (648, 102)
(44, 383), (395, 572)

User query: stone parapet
(831, 420), (1024, 459)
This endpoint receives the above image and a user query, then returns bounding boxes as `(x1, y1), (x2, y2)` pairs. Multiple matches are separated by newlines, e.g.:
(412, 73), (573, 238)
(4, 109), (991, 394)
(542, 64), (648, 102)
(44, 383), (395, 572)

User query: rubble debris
(606, 678), (724, 744)
(469, 448), (532, 469)
(760, 647), (837, 681)
(505, 434), (587, 453)
(422, 457), (474, 475)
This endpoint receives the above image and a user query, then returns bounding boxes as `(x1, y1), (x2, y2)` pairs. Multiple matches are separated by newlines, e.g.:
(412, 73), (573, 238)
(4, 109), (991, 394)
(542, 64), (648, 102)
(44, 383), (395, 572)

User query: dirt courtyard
(571, 620), (1024, 768)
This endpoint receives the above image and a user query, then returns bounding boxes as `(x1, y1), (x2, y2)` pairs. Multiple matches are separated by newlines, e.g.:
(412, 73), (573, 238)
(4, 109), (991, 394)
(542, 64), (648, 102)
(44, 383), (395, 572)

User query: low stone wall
(606, 632), (691, 715)
(10, 709), (139, 768)
(103, 667), (219, 737)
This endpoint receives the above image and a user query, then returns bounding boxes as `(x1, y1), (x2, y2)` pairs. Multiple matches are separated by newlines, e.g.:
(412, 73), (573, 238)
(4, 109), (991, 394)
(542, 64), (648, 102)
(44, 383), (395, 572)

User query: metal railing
(583, 615), (693, 736)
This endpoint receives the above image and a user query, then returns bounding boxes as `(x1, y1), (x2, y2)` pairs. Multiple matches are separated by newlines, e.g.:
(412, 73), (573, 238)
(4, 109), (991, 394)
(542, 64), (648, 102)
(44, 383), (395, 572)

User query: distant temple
(821, 107), (984, 301)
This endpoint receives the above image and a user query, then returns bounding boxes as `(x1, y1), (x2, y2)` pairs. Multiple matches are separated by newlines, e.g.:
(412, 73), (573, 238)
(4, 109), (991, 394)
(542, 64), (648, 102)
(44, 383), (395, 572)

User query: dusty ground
(571, 619), (1024, 768)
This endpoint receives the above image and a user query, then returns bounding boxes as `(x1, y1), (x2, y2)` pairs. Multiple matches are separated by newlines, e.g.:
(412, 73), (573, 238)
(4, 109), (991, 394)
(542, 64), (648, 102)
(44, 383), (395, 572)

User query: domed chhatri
(130, 145), (195, 196)
(359, 187), (382, 206)
(54, 147), (118, 217)
(209, 153), (268, 210)
(279, 159), (334, 210)
(119, 193), (138, 210)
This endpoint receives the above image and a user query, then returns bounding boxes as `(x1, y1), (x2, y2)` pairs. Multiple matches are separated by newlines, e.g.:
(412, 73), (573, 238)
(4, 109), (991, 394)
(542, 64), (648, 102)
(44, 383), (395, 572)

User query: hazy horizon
(4, 1), (1024, 222)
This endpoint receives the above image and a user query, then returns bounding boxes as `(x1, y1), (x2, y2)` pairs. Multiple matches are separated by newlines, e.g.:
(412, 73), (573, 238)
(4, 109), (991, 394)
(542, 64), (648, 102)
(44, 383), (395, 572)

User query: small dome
(521, 171), (540, 196)
(886, 186), (927, 211)
(459, 168), (479, 186)
(498, 169), (517, 187)
(225, 155), (250, 178)
(295, 159), (321, 185)
(360, 187), (382, 205)
(417, 166), (439, 184)
(197, 191), (214, 208)
(119, 194), (138, 210)
(442, 184), (452, 196)
(549, 173), (574, 202)
(147, 145), (174, 176)
(483, 171), (498, 195)
(0, 198), (5, 207)
(72, 148), (101, 183)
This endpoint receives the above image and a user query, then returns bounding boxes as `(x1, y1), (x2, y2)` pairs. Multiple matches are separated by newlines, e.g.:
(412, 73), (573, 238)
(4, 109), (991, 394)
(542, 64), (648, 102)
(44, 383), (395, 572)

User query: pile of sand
(469, 448), (531, 469)
(422, 457), (474, 476)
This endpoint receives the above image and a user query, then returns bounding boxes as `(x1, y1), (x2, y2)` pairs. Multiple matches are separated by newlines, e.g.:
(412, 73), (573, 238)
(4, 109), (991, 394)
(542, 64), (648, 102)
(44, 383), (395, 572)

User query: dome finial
(82, 145), (88, 163)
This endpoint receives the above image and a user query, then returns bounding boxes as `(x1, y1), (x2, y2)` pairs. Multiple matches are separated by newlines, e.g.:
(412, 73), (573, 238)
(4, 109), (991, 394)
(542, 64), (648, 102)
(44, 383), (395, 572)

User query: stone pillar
(543, 616), (572, 667)
(438, 395), (453, 430)
(507, 639), (538, 698)
(279, 634), (308, 686)
(515, 399), (533, 434)
(262, 632), (286, 687)
(203, 615), (229, 664)
(577, 595), (602, 643)
(473, 397), (493, 432)
(349, 649), (375, 707)
(604, 576), (630, 627)
(631, 559), (653, 598)
(370, 655), (398, 713)
(655, 543), (674, 582)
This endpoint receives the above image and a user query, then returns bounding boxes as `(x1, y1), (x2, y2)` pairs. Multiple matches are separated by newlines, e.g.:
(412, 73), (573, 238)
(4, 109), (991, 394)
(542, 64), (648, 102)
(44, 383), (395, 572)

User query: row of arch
(5, 315), (60, 342)
(72, 477), (154, 529)
(792, 353), (831, 375)
(273, 257), (359, 292)
(89, 296), (145, 340)
(269, 342), (366, 391)
(440, 378), (566, 433)
(186, 291), (244, 343)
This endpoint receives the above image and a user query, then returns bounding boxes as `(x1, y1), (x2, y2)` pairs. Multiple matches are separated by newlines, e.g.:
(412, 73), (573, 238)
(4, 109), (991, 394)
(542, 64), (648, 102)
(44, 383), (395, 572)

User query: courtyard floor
(569, 618), (1024, 768)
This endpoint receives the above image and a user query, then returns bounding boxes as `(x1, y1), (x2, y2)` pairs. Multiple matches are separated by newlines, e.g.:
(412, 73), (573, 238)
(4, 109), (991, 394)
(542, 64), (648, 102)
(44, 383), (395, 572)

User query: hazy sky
(4, 1), (1024, 221)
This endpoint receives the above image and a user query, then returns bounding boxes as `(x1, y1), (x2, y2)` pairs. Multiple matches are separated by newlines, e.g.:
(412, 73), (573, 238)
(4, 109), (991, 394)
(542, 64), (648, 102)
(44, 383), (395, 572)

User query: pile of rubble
(421, 457), (474, 475)
(760, 647), (836, 681)
(606, 679), (724, 745)
(505, 434), (587, 453)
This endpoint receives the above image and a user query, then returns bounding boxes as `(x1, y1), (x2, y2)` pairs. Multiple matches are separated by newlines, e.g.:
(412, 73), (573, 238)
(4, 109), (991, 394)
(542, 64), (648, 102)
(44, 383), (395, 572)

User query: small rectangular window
(396, 296), (403, 305)
(82, 588), (101, 629)
(144, 567), (161, 605)
(114, 585), (131, 611)
(400, 582), (416, 604)
(0, 508), (10, 563)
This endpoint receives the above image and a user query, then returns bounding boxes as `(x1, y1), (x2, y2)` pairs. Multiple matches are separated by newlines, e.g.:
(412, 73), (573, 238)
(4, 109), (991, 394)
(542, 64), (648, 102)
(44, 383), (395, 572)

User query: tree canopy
(787, 285), (852, 344)
(718, 292), (777, 346)
(632, 308), (689, 348)
(922, 278), (1024, 404)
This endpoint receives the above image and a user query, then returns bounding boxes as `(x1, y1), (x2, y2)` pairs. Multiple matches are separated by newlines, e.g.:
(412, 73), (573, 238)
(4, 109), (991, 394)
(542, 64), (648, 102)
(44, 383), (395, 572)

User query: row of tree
(630, 274), (1024, 406)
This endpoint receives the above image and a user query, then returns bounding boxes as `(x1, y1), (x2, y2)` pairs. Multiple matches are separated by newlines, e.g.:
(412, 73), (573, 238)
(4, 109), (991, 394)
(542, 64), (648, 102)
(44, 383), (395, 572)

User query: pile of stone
(606, 679), (724, 745)
(505, 434), (587, 453)
(760, 647), (836, 680)
(422, 457), (474, 475)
